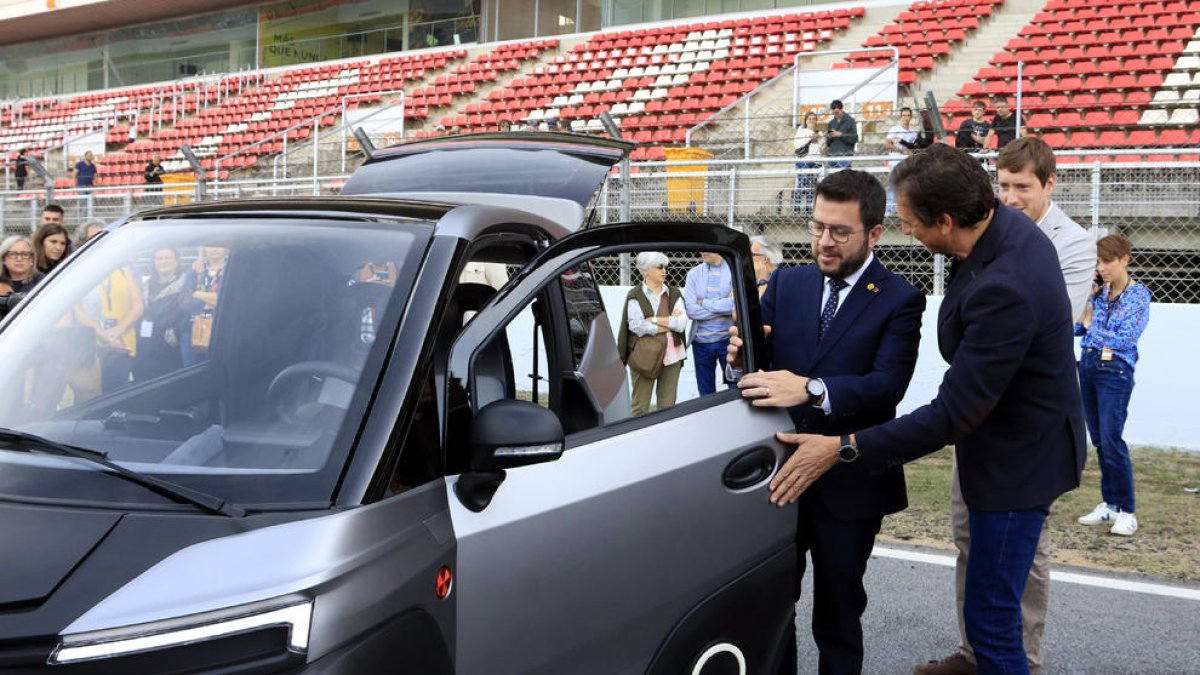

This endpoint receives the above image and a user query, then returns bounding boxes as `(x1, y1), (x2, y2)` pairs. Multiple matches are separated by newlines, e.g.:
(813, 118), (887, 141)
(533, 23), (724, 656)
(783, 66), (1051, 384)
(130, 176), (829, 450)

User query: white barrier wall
(506, 289), (1198, 451)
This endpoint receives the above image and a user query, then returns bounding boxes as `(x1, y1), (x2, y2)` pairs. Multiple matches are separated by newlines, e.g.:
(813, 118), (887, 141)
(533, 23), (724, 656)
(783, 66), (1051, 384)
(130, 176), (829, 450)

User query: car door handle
(722, 446), (778, 490)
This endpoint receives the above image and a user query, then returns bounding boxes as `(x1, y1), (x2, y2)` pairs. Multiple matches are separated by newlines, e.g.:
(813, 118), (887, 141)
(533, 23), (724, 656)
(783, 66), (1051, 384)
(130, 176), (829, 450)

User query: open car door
(441, 221), (798, 674)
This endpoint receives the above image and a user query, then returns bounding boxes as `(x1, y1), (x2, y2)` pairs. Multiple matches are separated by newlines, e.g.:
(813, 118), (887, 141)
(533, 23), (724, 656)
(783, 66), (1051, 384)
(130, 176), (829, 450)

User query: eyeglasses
(3, 251), (33, 260)
(808, 220), (863, 244)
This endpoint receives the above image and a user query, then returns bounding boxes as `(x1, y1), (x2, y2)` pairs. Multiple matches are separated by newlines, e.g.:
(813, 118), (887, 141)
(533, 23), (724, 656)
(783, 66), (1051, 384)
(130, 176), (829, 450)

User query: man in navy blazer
(733, 169), (925, 674)
(769, 145), (1085, 675)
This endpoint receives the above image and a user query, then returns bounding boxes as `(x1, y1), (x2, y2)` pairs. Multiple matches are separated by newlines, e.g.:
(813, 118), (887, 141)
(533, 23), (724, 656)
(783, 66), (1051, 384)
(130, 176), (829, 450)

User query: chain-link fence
(3, 149), (1197, 301)
(595, 151), (1200, 301)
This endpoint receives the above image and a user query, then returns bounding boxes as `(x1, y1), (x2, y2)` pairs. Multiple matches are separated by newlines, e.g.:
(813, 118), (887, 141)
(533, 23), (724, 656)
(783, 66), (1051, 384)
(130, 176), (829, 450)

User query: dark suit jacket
(857, 202), (1086, 511)
(761, 256), (925, 521)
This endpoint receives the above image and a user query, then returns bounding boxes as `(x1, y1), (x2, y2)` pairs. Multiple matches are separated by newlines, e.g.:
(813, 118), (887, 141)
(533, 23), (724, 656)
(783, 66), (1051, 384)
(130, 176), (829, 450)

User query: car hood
(0, 505), (121, 608)
(341, 132), (635, 228)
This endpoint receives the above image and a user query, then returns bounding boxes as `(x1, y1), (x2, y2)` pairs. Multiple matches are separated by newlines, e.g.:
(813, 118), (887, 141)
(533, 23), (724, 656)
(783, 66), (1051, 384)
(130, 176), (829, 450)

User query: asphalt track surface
(790, 544), (1200, 674)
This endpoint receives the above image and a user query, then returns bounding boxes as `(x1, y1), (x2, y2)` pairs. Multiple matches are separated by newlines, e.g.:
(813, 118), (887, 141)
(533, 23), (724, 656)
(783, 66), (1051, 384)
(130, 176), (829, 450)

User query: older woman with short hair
(749, 235), (783, 296)
(0, 235), (42, 295)
(617, 252), (688, 416)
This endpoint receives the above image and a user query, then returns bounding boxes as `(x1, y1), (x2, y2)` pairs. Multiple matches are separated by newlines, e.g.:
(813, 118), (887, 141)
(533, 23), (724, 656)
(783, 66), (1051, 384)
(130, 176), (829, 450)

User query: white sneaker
(1078, 502), (1117, 525)
(1110, 511), (1138, 536)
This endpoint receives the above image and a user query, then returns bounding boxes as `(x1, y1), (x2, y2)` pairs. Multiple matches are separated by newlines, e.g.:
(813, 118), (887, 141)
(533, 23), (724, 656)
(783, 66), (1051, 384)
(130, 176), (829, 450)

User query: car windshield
(0, 217), (428, 511)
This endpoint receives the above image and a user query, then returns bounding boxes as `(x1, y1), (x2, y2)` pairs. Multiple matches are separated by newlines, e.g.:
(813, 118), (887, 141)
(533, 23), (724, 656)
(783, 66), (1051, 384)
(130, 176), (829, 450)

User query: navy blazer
(762, 256), (925, 521)
(857, 202), (1086, 511)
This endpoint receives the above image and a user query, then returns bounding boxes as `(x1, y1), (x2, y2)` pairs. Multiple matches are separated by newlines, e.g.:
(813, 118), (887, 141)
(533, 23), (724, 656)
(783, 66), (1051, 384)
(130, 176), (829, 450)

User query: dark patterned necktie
(818, 277), (848, 342)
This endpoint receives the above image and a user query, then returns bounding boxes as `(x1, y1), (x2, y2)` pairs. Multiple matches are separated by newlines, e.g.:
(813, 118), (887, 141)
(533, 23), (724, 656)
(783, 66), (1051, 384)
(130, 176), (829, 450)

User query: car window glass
(0, 221), (424, 508)
(453, 248), (747, 447)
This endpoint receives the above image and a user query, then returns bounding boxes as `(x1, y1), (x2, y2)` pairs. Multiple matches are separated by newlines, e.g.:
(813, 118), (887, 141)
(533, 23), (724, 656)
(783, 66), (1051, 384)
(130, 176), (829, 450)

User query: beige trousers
(629, 361), (682, 416)
(951, 453), (1051, 672)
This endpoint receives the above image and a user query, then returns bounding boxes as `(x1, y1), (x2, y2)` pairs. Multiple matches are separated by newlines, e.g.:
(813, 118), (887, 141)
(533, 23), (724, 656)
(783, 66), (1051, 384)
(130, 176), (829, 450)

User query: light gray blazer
(1038, 202), (1096, 323)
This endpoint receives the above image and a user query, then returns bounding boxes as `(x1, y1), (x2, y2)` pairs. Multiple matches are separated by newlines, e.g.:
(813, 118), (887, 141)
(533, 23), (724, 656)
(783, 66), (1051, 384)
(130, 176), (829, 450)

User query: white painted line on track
(872, 545), (1200, 602)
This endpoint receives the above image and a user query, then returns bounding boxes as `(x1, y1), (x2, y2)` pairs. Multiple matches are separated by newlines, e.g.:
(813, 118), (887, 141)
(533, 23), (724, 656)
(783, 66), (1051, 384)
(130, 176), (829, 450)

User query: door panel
(449, 397), (795, 674)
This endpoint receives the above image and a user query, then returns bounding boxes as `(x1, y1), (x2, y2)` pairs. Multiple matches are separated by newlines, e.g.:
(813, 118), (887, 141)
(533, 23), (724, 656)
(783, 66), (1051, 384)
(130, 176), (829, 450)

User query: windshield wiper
(0, 428), (245, 517)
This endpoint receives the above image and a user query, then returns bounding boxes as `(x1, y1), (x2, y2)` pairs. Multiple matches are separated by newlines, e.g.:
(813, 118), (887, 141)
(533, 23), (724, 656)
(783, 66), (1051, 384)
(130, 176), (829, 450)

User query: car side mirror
(454, 399), (565, 512)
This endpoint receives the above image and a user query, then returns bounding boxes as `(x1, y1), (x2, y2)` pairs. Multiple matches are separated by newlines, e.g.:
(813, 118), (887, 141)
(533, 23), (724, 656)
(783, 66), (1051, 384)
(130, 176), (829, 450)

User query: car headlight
(49, 598), (312, 666)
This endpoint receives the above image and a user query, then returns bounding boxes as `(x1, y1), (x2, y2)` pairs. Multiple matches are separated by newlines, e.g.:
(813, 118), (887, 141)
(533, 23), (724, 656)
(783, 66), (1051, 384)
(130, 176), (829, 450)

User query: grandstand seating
(424, 9), (861, 160)
(6, 1), (1198, 189)
(1, 79), (248, 161)
(408, 39), (558, 121)
(948, 0), (1200, 153)
(87, 50), (465, 186)
(848, 0), (1004, 83)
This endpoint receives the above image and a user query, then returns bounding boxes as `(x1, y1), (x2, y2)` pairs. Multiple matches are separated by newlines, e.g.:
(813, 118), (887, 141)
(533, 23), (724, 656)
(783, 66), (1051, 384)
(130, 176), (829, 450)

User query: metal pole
(743, 99), (751, 159)
(618, 159), (632, 287)
(1091, 161), (1102, 231)
(933, 253), (945, 295)
(1016, 61), (1024, 140)
(724, 167), (737, 228)
(312, 118), (320, 195)
(282, 132), (288, 179)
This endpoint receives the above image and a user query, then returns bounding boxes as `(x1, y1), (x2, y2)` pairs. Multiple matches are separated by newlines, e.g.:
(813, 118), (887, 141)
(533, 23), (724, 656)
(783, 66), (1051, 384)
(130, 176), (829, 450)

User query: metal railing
(3, 149), (1197, 301)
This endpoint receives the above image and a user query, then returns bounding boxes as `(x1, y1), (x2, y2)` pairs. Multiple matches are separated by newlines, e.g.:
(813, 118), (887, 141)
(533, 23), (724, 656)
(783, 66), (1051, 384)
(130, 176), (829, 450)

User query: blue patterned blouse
(1075, 280), (1151, 369)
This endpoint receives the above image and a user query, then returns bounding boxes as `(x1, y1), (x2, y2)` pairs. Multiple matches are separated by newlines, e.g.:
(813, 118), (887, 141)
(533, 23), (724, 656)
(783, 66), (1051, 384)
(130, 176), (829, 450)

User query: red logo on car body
(436, 566), (453, 599)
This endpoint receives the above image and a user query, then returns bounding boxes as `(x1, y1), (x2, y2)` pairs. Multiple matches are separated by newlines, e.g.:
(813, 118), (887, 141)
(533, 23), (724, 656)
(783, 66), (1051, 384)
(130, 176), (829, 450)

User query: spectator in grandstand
(749, 235), (781, 297)
(884, 107), (920, 214)
(143, 154), (165, 193)
(729, 169), (924, 675)
(32, 222), (72, 275)
(41, 203), (65, 228)
(1075, 234), (1150, 537)
(986, 97), (1023, 151)
(955, 101), (991, 153)
(684, 252), (735, 397)
(825, 100), (858, 166)
(884, 107), (919, 157)
(134, 247), (189, 381)
(75, 222), (143, 393)
(0, 236), (43, 295)
(918, 135), (1096, 675)
(619, 252), (687, 416)
(73, 151), (98, 190)
(14, 148), (29, 190)
(772, 144), (1084, 675)
(793, 111), (824, 212)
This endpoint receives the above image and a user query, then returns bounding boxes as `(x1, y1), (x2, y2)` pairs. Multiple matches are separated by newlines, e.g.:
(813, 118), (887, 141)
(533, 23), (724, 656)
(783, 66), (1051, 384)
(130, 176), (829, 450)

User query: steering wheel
(266, 361), (362, 425)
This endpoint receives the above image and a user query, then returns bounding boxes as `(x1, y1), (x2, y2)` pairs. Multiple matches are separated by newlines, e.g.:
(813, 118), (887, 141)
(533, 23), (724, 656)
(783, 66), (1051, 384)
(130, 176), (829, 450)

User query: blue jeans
(1078, 348), (1136, 512)
(964, 506), (1049, 675)
(692, 339), (731, 396)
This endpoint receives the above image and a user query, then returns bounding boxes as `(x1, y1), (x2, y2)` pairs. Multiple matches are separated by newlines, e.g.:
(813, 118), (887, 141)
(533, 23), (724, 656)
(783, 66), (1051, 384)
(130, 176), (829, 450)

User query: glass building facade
(0, 0), (825, 97)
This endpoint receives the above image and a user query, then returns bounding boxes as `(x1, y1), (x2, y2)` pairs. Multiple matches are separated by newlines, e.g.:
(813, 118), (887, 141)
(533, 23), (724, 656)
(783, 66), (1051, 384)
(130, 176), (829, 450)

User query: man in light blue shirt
(683, 252), (735, 395)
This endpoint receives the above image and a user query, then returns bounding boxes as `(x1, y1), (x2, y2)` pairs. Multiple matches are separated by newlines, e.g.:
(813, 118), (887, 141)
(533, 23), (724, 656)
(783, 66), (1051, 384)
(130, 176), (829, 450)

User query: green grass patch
(881, 447), (1200, 582)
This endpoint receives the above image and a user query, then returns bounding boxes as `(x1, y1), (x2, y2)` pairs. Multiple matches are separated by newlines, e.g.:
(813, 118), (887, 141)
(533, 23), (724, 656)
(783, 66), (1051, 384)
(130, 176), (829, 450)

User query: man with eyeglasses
(728, 170), (925, 674)
(769, 145), (1085, 675)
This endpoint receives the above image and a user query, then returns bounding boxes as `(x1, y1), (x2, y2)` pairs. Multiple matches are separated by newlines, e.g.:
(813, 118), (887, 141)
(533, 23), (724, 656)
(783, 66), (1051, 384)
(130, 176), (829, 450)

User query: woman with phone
(1075, 234), (1151, 536)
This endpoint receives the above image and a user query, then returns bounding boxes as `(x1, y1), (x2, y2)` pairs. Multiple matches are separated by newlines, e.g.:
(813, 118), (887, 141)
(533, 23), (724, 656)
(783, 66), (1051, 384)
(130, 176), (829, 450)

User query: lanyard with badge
(1099, 284), (1126, 362)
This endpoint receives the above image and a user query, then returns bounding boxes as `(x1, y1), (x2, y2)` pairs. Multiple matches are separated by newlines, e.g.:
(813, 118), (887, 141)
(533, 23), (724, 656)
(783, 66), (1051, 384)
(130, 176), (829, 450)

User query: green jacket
(617, 285), (686, 363)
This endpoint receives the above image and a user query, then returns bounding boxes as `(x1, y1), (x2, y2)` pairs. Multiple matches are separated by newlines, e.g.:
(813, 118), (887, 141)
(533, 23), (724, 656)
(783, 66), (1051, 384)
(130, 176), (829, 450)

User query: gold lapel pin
(867, 283), (879, 293)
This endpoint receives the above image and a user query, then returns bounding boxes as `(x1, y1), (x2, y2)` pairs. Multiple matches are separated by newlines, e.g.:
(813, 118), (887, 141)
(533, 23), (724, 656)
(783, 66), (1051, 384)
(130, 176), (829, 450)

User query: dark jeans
(964, 505), (1049, 675)
(692, 338), (732, 396)
(1078, 348), (1136, 512)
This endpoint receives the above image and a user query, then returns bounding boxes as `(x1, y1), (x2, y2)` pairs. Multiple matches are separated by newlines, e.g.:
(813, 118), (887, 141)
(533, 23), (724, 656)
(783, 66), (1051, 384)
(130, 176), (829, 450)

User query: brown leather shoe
(913, 652), (976, 675)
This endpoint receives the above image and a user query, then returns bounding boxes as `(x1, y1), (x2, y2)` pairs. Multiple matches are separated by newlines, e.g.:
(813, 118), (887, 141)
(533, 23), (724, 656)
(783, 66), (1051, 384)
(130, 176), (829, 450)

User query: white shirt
(886, 124), (918, 157)
(815, 251), (875, 415)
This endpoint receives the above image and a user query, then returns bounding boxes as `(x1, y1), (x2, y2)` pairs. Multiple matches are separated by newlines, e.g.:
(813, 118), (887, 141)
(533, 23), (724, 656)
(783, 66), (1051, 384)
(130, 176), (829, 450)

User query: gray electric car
(0, 133), (798, 674)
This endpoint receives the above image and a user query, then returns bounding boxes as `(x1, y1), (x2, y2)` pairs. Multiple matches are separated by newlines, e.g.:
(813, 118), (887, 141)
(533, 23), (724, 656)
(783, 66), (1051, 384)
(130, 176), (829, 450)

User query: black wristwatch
(838, 434), (859, 463)
(806, 378), (826, 406)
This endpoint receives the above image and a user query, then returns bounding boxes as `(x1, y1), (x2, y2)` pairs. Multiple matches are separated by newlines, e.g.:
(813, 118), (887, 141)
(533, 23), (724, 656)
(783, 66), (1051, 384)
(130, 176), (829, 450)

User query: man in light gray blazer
(915, 137), (1095, 675)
